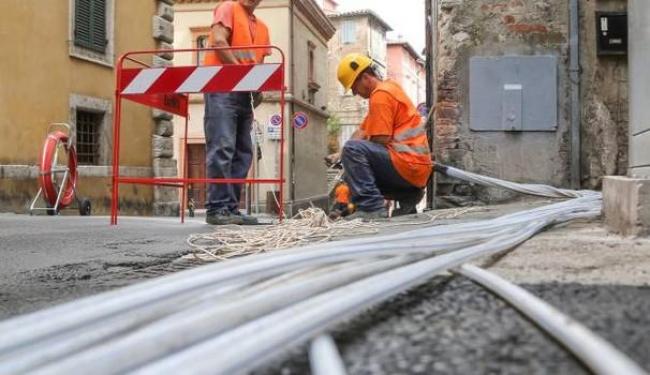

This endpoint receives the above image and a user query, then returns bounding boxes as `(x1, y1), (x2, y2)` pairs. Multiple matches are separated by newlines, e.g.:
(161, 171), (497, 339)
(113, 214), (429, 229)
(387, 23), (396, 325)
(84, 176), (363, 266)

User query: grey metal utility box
(469, 56), (558, 132)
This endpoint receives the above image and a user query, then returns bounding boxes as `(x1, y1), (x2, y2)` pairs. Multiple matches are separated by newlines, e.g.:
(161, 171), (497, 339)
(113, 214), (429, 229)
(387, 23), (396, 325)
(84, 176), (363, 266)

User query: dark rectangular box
(596, 12), (627, 56)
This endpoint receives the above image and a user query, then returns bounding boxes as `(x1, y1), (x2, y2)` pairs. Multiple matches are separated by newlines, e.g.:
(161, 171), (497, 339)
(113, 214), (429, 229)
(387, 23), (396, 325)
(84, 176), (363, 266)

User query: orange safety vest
(373, 81), (433, 188)
(204, 2), (270, 65)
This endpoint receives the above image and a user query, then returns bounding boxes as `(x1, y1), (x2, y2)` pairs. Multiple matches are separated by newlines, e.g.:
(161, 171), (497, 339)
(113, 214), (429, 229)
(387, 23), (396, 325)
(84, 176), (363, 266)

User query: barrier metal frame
(111, 46), (286, 225)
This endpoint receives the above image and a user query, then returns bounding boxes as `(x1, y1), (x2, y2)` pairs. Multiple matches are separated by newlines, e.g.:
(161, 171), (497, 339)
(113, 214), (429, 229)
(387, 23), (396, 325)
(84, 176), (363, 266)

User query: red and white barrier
(119, 63), (283, 95)
(111, 46), (286, 225)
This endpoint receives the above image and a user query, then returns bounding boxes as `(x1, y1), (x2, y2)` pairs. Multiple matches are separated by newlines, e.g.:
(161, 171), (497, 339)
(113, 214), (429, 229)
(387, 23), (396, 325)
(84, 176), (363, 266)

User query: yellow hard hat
(337, 53), (373, 91)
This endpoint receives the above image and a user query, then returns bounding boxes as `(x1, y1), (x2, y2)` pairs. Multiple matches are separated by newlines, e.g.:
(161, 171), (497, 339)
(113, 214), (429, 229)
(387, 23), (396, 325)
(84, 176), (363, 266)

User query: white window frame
(340, 20), (356, 44)
(68, 0), (115, 67)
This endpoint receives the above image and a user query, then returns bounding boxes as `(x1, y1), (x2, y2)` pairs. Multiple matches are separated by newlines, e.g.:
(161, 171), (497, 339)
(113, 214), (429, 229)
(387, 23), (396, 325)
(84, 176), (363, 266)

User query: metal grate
(76, 110), (103, 165)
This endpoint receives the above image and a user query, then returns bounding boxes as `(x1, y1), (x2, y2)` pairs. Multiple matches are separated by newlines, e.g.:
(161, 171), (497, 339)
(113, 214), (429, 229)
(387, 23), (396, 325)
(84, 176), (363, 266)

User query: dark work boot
(344, 207), (389, 222)
(392, 190), (425, 217)
(206, 211), (244, 225)
(232, 210), (259, 225)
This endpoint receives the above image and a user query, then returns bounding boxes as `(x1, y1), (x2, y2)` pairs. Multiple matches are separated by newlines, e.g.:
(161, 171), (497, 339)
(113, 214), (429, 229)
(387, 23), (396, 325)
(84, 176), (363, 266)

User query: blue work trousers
(204, 92), (253, 215)
(341, 139), (423, 212)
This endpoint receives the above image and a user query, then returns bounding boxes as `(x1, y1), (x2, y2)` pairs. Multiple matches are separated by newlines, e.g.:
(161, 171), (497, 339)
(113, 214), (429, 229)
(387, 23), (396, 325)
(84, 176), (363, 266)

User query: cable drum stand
(30, 123), (91, 216)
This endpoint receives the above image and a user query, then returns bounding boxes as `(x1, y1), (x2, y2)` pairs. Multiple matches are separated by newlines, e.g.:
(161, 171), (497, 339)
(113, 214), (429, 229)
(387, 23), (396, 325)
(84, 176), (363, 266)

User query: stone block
(154, 186), (179, 202)
(157, 42), (174, 60)
(154, 119), (174, 137)
(153, 202), (180, 217)
(157, 2), (174, 21)
(603, 176), (650, 237)
(153, 157), (178, 177)
(440, 0), (461, 11)
(153, 157), (177, 170)
(437, 124), (458, 137)
(152, 135), (173, 158)
(158, 0), (175, 5)
(153, 165), (177, 178)
(0, 165), (38, 179)
(152, 55), (173, 68)
(152, 108), (173, 120)
(152, 16), (173, 44)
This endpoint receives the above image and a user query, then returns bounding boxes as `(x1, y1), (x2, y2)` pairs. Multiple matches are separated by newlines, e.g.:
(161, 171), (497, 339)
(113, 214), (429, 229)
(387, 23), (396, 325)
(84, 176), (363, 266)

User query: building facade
(387, 41), (426, 110)
(326, 10), (392, 146)
(0, 0), (177, 215)
(426, 0), (629, 206)
(173, 0), (335, 214)
(627, 0), (650, 180)
(601, 0), (650, 236)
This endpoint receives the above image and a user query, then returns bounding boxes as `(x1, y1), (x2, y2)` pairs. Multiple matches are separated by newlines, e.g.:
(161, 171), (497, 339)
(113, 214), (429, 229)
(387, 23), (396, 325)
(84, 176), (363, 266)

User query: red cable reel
(38, 130), (78, 210)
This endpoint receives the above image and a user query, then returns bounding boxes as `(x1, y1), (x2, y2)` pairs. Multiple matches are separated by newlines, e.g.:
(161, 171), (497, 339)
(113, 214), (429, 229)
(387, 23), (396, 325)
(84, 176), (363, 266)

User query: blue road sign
(292, 112), (309, 130)
(270, 114), (282, 126)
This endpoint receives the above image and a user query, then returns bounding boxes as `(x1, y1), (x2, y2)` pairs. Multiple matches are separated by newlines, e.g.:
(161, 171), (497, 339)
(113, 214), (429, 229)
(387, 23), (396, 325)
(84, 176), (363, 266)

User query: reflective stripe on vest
(371, 81), (431, 162)
(392, 144), (430, 155)
(393, 122), (426, 142)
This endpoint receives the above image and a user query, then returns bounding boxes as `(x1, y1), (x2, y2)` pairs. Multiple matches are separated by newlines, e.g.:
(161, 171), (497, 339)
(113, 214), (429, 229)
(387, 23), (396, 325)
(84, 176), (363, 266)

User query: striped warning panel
(119, 63), (283, 95)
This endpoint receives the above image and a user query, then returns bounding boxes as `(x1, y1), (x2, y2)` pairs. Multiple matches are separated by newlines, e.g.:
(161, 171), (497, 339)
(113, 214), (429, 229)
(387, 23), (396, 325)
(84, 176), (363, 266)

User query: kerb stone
(603, 176), (650, 237)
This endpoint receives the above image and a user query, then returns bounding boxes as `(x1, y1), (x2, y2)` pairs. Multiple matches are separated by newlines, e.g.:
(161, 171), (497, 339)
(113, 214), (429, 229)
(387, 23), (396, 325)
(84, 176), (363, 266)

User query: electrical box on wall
(469, 56), (558, 132)
(596, 12), (627, 56)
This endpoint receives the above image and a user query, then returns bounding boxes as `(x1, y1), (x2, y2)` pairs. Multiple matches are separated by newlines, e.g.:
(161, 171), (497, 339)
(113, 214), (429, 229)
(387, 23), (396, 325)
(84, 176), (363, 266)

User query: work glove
(252, 92), (264, 108)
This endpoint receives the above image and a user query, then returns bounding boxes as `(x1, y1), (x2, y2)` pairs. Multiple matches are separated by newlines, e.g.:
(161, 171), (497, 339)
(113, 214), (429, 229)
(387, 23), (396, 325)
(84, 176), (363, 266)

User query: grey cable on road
(458, 264), (647, 375)
(309, 335), (348, 375)
(1, 166), (643, 375)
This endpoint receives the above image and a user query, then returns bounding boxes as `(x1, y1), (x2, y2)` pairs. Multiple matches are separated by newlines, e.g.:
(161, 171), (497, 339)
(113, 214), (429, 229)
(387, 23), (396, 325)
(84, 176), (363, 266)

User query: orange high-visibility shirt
(204, 1), (270, 65)
(360, 81), (432, 187)
(335, 184), (350, 204)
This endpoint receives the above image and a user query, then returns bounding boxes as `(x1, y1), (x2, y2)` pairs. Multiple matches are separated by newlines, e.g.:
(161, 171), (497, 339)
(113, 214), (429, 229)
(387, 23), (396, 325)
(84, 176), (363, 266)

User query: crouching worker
(330, 53), (433, 220)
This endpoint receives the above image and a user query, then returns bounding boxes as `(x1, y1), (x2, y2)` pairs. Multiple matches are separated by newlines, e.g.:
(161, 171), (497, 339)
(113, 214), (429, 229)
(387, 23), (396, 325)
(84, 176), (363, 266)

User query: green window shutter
(74, 0), (106, 53)
(74, 0), (92, 49)
(90, 0), (106, 53)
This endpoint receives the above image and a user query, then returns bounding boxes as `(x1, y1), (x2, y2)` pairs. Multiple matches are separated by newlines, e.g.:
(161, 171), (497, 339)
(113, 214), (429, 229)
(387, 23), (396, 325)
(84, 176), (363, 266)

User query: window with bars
(76, 110), (103, 165)
(74, 0), (107, 53)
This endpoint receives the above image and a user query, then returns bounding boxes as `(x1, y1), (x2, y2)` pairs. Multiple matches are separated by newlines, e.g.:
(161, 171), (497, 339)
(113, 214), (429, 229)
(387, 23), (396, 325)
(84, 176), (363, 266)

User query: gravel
(255, 276), (650, 375)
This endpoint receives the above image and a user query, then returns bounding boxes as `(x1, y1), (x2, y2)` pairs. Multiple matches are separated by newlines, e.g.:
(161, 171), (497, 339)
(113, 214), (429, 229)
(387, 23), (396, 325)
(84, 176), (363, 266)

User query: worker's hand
(324, 152), (341, 167)
(252, 92), (264, 108)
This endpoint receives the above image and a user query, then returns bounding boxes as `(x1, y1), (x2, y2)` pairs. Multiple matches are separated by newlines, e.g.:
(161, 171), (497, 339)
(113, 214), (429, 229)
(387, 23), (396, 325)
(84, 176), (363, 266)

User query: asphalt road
(2, 209), (649, 374)
(257, 277), (650, 375)
(0, 213), (213, 318)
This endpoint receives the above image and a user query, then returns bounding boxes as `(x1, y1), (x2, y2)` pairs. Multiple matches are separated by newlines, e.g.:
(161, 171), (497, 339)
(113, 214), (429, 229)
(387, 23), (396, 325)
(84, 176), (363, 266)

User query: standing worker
(328, 53), (433, 220)
(203, 0), (270, 225)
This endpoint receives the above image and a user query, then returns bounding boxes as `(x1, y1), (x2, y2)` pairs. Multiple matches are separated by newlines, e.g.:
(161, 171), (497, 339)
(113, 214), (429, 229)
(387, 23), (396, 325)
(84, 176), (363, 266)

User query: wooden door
(187, 144), (206, 209)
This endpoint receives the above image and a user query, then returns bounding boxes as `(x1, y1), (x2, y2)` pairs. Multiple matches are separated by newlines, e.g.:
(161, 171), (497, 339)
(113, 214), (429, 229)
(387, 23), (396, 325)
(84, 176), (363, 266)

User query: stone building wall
(433, 0), (628, 206)
(327, 12), (391, 147)
(434, 0), (571, 205)
(579, 0), (628, 189)
(0, 0), (165, 214)
(327, 16), (372, 129)
(152, 0), (180, 216)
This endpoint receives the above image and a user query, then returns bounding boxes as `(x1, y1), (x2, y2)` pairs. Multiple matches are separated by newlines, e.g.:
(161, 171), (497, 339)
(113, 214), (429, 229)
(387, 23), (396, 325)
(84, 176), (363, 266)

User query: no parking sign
(267, 114), (282, 140)
(292, 112), (309, 130)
